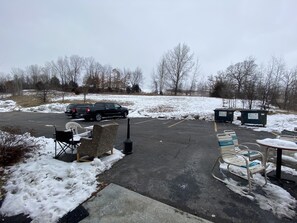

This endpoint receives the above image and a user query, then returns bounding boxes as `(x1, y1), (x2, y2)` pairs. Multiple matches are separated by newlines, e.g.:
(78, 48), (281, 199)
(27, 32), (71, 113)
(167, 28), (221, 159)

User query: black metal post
(276, 148), (282, 180)
(123, 118), (133, 155)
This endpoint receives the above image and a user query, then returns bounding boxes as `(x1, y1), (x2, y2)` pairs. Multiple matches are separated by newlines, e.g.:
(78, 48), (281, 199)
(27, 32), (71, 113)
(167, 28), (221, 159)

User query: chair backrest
(65, 122), (83, 135)
(224, 130), (239, 147)
(92, 123), (119, 156)
(217, 133), (235, 155)
(55, 130), (73, 143)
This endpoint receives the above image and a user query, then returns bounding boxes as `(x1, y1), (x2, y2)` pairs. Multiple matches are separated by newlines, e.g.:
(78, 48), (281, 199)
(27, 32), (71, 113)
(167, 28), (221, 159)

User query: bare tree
(243, 72), (259, 109)
(165, 43), (195, 95)
(152, 56), (168, 94)
(130, 67), (143, 86)
(209, 71), (234, 99)
(10, 68), (25, 96)
(290, 68), (297, 110)
(35, 65), (53, 102)
(112, 68), (121, 91)
(258, 57), (285, 108)
(187, 58), (200, 95)
(225, 57), (257, 100)
(122, 68), (132, 88)
(103, 65), (113, 90)
(281, 68), (296, 110)
(83, 57), (98, 88)
(69, 55), (84, 86)
(51, 57), (70, 87)
(26, 65), (41, 88)
(151, 70), (159, 94)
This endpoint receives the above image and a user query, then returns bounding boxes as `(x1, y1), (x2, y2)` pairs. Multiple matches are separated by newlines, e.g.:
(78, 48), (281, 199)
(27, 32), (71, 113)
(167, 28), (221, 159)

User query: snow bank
(0, 134), (124, 222)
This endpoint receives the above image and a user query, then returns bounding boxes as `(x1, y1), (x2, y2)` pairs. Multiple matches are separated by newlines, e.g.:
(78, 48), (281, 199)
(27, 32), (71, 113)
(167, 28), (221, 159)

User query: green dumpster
(240, 110), (268, 127)
(214, 108), (235, 123)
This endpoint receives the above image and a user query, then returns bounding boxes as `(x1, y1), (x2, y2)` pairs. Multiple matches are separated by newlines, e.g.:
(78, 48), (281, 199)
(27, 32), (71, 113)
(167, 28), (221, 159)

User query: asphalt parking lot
(0, 112), (296, 222)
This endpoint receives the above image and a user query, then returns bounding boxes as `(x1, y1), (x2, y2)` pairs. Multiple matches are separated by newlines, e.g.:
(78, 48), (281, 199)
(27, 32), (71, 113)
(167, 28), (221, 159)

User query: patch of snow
(0, 100), (21, 112)
(0, 134), (124, 222)
(220, 163), (297, 219)
(257, 138), (297, 149)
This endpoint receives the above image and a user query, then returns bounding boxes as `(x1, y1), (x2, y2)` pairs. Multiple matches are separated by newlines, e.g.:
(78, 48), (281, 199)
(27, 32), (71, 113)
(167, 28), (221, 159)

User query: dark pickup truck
(65, 103), (92, 118)
(82, 102), (129, 121)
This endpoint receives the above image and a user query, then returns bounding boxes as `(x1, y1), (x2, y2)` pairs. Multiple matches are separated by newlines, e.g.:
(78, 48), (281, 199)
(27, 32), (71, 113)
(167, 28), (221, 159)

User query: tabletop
(256, 138), (297, 151)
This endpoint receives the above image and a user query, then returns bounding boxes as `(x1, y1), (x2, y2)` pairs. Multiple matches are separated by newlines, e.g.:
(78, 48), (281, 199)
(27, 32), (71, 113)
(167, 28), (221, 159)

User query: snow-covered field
(0, 94), (297, 222)
(2, 93), (297, 133)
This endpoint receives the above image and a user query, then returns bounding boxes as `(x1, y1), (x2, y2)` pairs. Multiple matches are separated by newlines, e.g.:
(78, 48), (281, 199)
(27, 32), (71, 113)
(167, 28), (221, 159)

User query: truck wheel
(122, 111), (128, 118)
(95, 113), (102, 121)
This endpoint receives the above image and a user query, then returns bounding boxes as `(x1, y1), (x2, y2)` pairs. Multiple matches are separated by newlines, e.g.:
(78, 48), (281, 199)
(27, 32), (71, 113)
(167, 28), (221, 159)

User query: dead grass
(8, 95), (44, 107)
(57, 99), (134, 107)
(147, 105), (174, 113)
(271, 109), (297, 115)
(59, 99), (97, 104)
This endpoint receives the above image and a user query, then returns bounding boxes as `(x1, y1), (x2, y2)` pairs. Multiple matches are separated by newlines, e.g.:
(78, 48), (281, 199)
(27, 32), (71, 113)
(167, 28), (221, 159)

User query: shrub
(0, 126), (40, 167)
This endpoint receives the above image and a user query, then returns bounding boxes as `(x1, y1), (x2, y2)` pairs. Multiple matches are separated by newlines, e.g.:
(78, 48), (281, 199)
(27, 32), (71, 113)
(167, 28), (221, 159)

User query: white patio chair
(212, 133), (267, 193)
(224, 130), (263, 161)
(65, 121), (89, 137)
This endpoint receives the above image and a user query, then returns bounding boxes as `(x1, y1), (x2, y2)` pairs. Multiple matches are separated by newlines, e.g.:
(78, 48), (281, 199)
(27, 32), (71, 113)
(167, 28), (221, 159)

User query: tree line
(1, 43), (297, 111)
(0, 55), (144, 100)
(208, 57), (297, 110)
(151, 43), (297, 111)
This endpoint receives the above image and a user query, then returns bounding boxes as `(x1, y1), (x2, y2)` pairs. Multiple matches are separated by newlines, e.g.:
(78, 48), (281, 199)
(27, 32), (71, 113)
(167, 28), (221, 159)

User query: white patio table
(256, 138), (297, 180)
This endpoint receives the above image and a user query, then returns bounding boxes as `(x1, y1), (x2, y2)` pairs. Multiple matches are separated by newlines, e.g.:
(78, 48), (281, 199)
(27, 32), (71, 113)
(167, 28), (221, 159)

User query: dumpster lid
(214, 108), (236, 111)
(239, 109), (268, 113)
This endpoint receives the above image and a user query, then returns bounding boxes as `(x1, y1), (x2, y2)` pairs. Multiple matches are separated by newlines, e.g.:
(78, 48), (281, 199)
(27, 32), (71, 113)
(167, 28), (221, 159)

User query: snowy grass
(0, 135), (124, 222)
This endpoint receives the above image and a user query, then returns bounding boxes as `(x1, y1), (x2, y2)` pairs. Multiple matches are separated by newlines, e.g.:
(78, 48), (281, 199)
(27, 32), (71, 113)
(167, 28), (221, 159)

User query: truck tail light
(72, 108), (76, 113)
(86, 108), (90, 113)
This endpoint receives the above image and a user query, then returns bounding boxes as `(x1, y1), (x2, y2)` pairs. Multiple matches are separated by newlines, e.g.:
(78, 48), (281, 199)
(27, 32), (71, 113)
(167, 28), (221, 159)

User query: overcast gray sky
(0, 0), (296, 89)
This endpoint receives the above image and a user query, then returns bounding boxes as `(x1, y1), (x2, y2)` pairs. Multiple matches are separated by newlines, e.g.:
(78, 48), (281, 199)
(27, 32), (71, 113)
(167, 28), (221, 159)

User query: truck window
(106, 103), (115, 109)
(95, 103), (105, 109)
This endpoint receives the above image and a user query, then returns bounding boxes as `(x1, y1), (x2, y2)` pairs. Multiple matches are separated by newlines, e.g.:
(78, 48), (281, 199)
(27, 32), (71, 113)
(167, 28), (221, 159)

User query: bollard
(123, 118), (133, 155)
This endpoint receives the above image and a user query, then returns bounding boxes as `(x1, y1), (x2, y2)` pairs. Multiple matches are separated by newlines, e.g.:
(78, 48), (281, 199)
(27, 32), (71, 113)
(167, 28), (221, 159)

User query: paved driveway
(100, 118), (296, 223)
(0, 112), (296, 222)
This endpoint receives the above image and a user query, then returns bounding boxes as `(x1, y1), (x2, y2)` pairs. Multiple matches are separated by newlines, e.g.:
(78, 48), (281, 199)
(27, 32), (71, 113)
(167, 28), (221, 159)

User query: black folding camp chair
(54, 130), (79, 158)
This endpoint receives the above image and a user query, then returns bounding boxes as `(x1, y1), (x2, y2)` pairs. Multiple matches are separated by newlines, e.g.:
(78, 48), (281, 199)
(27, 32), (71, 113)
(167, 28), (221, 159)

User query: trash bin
(240, 110), (268, 127)
(214, 108), (235, 123)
